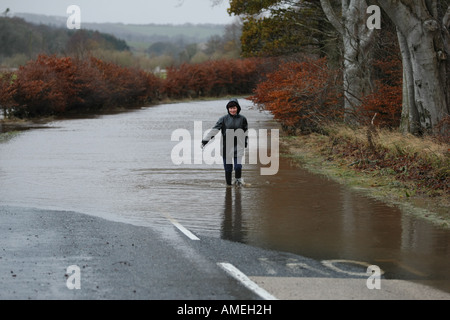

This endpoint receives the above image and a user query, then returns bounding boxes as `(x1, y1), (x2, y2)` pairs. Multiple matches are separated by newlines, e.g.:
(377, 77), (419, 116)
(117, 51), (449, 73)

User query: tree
(376, 0), (449, 135)
(0, 17), (44, 58)
(227, 0), (334, 57)
(66, 30), (129, 59)
(0, 72), (15, 118)
(204, 21), (243, 59)
(228, 0), (374, 123)
(221, 22), (243, 57)
(320, 0), (376, 124)
(223, 0), (449, 133)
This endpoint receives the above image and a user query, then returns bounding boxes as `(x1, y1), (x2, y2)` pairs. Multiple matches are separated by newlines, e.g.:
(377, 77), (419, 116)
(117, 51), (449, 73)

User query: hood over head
(226, 98), (241, 115)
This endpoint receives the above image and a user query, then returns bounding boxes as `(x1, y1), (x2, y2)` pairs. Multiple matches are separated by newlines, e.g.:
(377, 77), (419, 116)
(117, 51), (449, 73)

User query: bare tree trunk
(320, 0), (375, 124)
(443, 6), (450, 119)
(377, 0), (449, 134)
(398, 30), (420, 135)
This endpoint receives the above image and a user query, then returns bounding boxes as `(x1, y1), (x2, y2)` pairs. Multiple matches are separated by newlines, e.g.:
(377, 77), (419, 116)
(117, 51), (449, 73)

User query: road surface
(1, 206), (448, 301)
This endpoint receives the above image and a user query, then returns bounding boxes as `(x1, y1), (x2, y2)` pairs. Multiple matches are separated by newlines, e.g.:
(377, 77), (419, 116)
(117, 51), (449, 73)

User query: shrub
(360, 58), (403, 128)
(162, 58), (264, 99)
(249, 57), (343, 133)
(7, 54), (162, 118)
(88, 57), (161, 107)
(11, 55), (79, 117)
(0, 71), (16, 117)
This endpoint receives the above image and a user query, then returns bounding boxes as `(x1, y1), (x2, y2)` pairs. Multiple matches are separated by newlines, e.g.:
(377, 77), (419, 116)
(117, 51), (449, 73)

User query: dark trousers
(224, 157), (242, 185)
(223, 157), (242, 173)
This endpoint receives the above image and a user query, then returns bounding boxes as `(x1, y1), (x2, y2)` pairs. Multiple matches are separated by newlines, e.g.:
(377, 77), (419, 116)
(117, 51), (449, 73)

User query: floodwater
(1, 99), (449, 293)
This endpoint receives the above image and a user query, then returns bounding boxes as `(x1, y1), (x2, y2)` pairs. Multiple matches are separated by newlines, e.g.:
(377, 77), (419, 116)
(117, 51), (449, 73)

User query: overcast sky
(2, 0), (235, 25)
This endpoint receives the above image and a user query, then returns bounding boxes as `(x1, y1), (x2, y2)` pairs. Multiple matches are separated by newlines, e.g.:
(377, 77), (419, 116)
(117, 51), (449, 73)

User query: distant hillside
(0, 16), (129, 63)
(14, 13), (226, 49)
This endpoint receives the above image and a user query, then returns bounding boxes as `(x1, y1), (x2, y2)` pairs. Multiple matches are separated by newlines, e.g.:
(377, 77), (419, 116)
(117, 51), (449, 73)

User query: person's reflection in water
(221, 187), (244, 243)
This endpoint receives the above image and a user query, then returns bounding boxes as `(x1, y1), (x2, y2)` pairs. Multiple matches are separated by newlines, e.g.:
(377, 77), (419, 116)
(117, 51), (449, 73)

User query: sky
(2, 0), (235, 25)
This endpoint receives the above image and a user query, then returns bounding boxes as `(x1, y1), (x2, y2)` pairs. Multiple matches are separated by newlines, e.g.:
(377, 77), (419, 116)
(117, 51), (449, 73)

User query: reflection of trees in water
(221, 188), (244, 243)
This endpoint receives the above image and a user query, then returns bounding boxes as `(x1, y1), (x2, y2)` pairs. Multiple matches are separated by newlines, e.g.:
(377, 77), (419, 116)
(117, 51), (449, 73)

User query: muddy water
(1, 100), (449, 293)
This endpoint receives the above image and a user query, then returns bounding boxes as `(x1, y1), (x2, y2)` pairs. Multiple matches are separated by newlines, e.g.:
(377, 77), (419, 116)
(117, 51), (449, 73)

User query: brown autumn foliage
(249, 54), (404, 132)
(249, 57), (343, 133)
(10, 55), (81, 117)
(0, 72), (15, 115)
(359, 58), (403, 128)
(161, 58), (263, 99)
(1, 55), (162, 118)
(1, 55), (267, 118)
(88, 57), (161, 107)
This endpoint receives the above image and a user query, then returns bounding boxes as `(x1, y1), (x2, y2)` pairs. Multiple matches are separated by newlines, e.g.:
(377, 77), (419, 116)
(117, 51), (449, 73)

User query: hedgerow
(1, 55), (162, 118)
(161, 58), (263, 99)
(0, 55), (266, 118)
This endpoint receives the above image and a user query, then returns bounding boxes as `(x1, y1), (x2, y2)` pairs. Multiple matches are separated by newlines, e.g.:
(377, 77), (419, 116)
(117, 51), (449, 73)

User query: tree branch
(320, 0), (344, 34)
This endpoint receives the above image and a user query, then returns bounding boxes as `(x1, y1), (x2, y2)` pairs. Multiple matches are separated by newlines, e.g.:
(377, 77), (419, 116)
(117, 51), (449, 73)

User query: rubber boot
(225, 172), (232, 186)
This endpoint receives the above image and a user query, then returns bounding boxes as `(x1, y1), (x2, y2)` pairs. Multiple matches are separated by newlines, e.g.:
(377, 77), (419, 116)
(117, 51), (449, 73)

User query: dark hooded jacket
(202, 99), (248, 159)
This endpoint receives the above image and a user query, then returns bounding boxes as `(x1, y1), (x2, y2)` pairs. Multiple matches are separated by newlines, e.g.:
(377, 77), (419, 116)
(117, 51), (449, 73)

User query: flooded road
(1, 99), (449, 294)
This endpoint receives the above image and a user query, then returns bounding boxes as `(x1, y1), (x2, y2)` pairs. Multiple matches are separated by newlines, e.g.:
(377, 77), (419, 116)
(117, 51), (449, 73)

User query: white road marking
(169, 218), (200, 241)
(287, 262), (331, 276)
(159, 209), (200, 241)
(321, 260), (385, 277)
(218, 263), (278, 300)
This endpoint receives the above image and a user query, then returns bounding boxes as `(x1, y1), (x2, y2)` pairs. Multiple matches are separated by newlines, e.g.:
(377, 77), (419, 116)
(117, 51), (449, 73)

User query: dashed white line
(160, 209), (200, 241)
(218, 262), (278, 300)
(169, 218), (200, 241)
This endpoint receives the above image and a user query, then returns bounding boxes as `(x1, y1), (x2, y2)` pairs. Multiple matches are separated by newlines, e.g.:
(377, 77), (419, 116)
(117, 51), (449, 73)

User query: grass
(119, 23), (225, 38)
(325, 124), (448, 165)
(281, 123), (450, 229)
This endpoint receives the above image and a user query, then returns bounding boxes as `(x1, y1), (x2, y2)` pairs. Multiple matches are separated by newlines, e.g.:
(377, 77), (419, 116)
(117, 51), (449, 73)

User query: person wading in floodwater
(201, 99), (248, 187)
